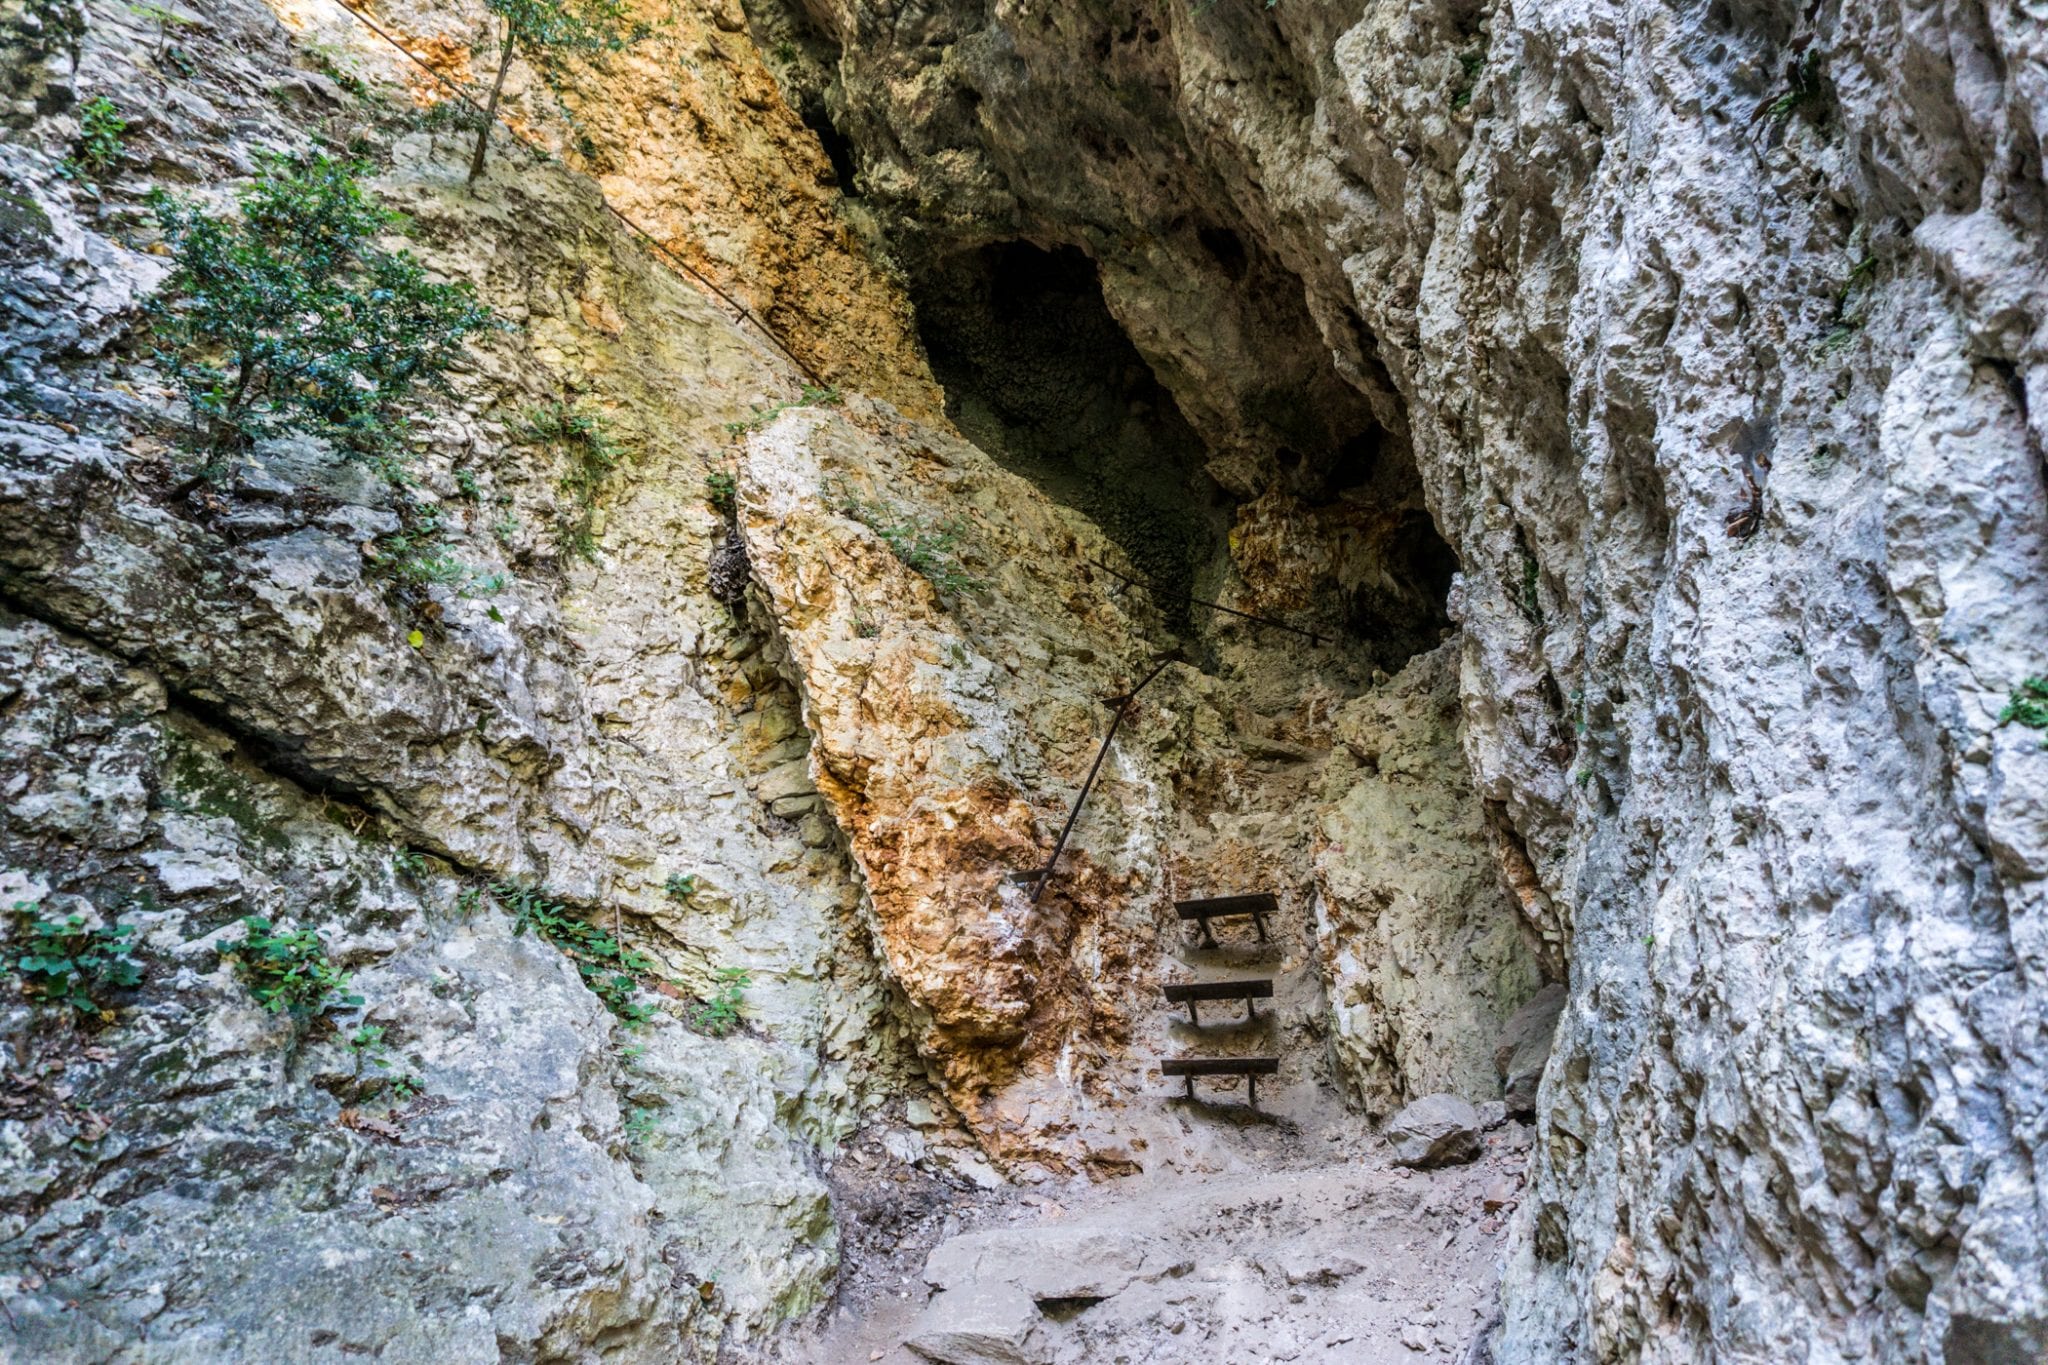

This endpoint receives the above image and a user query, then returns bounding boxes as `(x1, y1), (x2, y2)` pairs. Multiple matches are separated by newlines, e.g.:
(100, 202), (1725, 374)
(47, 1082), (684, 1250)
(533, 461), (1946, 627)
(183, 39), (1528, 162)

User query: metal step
(1173, 893), (1277, 946)
(1162, 979), (1274, 1025)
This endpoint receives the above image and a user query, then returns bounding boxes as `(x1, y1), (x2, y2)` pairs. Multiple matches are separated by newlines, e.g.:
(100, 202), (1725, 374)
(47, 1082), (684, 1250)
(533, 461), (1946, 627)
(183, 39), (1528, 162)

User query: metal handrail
(1084, 558), (1327, 645)
(320, 0), (826, 387)
(1022, 650), (1179, 903)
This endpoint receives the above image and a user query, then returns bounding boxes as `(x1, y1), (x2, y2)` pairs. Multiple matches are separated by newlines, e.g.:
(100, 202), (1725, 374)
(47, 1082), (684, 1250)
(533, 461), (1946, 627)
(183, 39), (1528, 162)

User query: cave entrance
(910, 238), (1456, 670)
(909, 241), (1228, 615)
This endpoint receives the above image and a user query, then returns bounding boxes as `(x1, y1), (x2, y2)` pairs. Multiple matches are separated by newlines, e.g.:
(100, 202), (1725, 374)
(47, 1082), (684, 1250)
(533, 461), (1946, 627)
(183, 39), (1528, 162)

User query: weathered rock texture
(5, 0), (2045, 1358)
(0, 0), (936, 1354)
(768, 0), (2048, 1357)
(278, 0), (942, 414)
(1314, 641), (1542, 1120)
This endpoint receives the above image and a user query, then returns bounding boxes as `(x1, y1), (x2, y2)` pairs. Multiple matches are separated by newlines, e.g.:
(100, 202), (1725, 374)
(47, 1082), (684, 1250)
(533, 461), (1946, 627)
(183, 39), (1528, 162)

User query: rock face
(0, 0), (924, 1354)
(1492, 982), (1565, 1119)
(5, 0), (2046, 1358)
(778, 0), (2048, 1357)
(1313, 642), (1544, 1120)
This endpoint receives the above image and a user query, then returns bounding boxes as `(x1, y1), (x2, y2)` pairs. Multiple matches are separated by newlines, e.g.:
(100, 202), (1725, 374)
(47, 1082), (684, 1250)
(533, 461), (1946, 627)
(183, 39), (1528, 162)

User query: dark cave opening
(798, 100), (859, 191)
(909, 241), (1228, 615)
(909, 239), (1457, 667)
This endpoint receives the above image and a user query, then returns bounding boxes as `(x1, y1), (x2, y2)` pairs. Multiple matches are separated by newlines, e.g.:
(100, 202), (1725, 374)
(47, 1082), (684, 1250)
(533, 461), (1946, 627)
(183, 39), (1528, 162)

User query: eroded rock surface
(778, 0), (2048, 1355)
(4, 0), (2045, 1358)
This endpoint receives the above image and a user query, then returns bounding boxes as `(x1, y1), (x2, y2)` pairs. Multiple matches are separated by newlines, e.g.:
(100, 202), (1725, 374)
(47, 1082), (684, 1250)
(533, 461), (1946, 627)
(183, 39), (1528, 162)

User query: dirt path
(791, 1110), (1527, 1364)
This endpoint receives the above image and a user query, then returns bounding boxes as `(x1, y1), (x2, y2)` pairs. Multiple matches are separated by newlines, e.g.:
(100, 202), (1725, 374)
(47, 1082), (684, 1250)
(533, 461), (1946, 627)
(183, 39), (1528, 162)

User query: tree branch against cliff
(466, 0), (649, 185)
(148, 154), (494, 463)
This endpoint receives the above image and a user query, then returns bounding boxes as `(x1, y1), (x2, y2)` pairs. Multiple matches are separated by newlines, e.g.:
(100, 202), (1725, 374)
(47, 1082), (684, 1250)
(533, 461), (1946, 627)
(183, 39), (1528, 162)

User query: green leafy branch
(147, 153), (493, 460)
(493, 881), (659, 1025)
(10, 900), (142, 1020)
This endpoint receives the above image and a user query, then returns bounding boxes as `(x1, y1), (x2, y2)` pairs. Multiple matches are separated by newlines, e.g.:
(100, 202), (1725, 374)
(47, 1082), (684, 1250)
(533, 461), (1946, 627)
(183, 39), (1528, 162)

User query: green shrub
(690, 966), (750, 1037)
(663, 873), (697, 903)
(59, 96), (127, 183)
(704, 470), (737, 517)
(521, 401), (622, 562)
(226, 915), (362, 1018)
(147, 153), (493, 457)
(494, 882), (658, 1025)
(2002, 677), (2048, 739)
(10, 900), (142, 1019)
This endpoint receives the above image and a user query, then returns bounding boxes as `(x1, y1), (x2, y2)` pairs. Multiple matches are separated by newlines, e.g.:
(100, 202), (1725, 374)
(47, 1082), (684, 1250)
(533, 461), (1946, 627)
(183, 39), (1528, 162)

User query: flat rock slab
(905, 1280), (1052, 1365)
(1384, 1093), (1483, 1168)
(924, 1226), (1156, 1302)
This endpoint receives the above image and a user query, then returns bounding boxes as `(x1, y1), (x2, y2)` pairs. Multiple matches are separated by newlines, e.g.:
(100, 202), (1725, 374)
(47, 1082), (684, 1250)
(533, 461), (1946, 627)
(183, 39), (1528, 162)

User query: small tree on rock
(467, 0), (648, 185)
(148, 153), (493, 460)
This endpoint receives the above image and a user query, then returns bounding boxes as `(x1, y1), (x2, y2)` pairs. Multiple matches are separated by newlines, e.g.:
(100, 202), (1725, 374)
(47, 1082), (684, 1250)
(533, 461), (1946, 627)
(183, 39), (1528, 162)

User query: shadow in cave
(911, 239), (1457, 669)
(909, 241), (1227, 619)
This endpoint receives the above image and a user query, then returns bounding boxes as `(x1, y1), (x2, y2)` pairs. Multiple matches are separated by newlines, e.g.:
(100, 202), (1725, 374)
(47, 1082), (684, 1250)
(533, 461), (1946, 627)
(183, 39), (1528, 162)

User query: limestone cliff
(769, 0), (2048, 1357)
(1, 0), (2043, 1360)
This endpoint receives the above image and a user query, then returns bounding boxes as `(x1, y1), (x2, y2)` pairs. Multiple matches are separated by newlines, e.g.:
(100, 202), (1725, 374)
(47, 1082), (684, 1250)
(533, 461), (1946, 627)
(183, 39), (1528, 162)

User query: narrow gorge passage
(3, 0), (2044, 1362)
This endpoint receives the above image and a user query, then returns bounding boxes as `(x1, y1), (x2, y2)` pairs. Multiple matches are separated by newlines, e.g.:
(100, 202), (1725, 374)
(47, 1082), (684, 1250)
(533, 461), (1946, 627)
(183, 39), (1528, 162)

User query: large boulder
(1384, 1093), (1483, 1169)
(1493, 984), (1566, 1118)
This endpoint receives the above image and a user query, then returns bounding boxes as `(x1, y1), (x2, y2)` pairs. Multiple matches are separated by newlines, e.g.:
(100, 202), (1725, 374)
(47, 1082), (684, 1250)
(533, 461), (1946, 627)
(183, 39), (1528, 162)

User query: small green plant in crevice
(723, 384), (841, 436)
(10, 900), (142, 1020)
(127, 2), (198, 67)
(522, 400), (623, 563)
(663, 873), (697, 903)
(346, 1022), (422, 1098)
(147, 153), (493, 461)
(829, 480), (984, 596)
(1450, 51), (1485, 110)
(59, 96), (127, 184)
(623, 1103), (660, 1149)
(704, 470), (737, 518)
(1815, 252), (1878, 355)
(1752, 49), (1824, 137)
(301, 36), (374, 99)
(1510, 546), (1543, 627)
(690, 966), (750, 1037)
(226, 916), (363, 1018)
(455, 468), (482, 501)
(391, 849), (428, 880)
(493, 881), (659, 1025)
(2001, 677), (2048, 744)
(366, 501), (506, 625)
